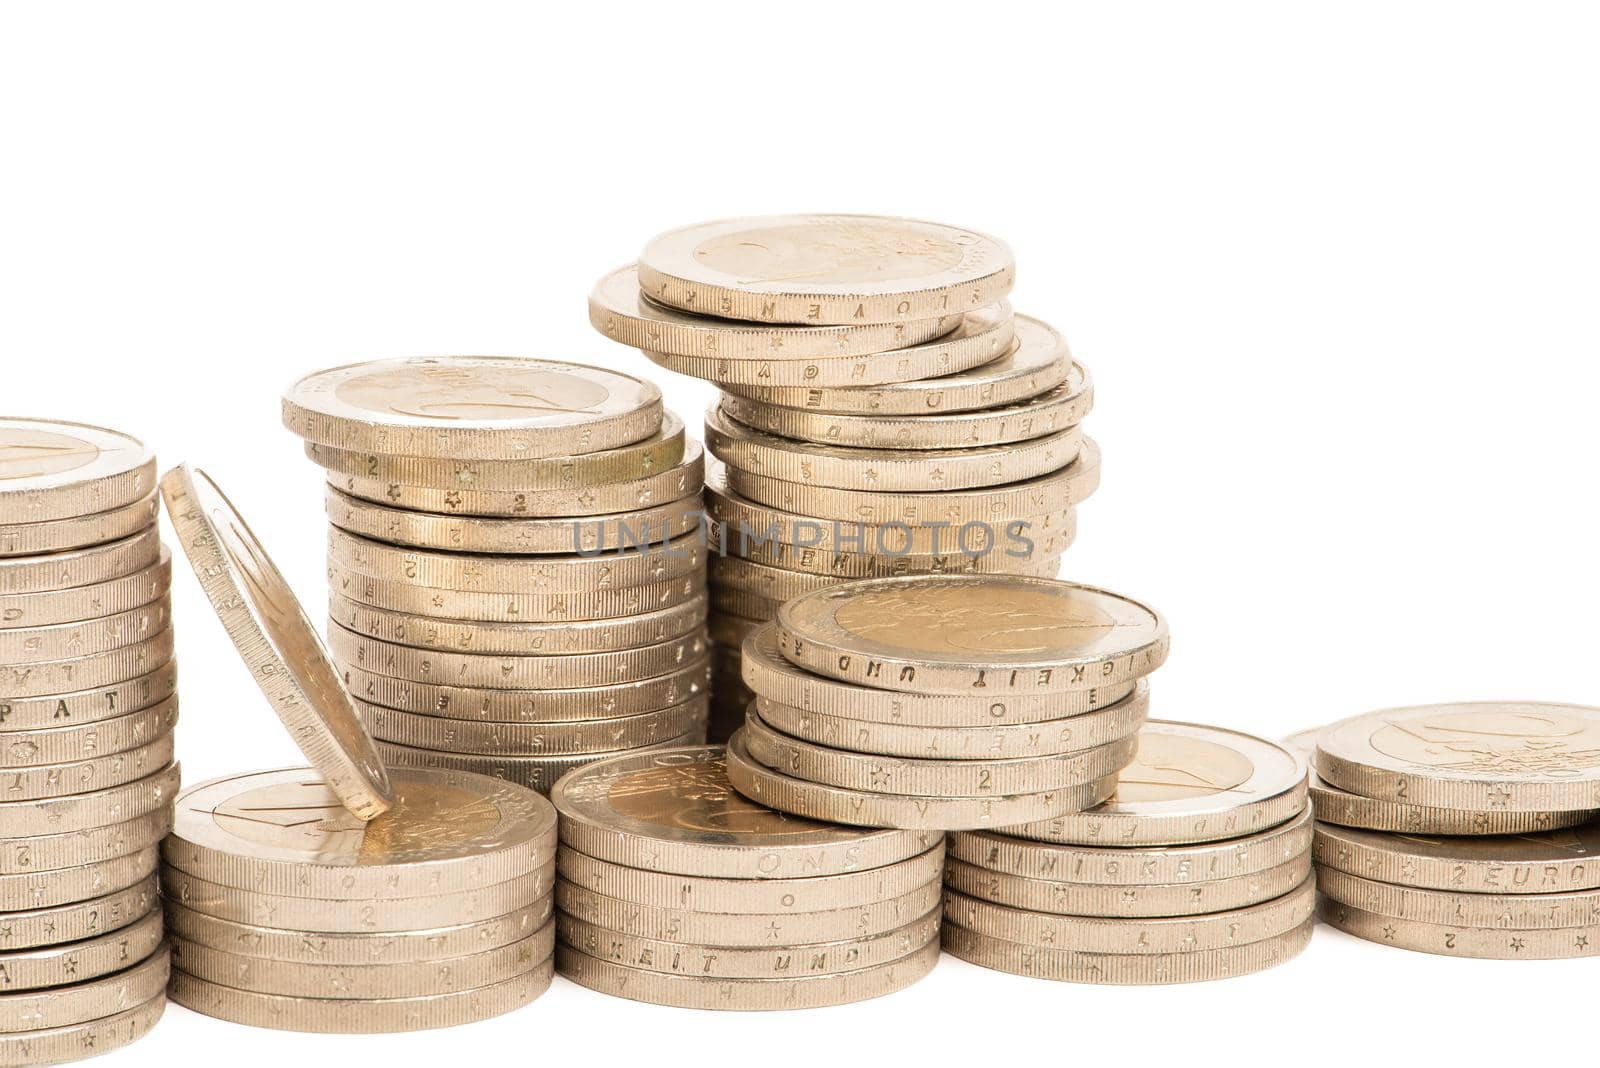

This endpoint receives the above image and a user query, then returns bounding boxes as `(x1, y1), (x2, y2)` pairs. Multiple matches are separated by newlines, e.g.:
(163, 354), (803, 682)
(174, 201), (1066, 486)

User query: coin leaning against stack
(588, 215), (1098, 742)
(1290, 702), (1600, 960)
(283, 357), (712, 792)
(1, 418), (177, 1066)
(551, 746), (943, 1009)
(944, 721), (1315, 984)
(724, 574), (1165, 831)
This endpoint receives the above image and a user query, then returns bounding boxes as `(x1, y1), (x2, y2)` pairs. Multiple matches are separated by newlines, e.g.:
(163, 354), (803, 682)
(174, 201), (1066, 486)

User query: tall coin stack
(943, 722), (1315, 983)
(724, 575), (1163, 831)
(1293, 703), (1600, 960)
(551, 746), (944, 1009)
(1, 419), (175, 1065)
(281, 357), (712, 793)
(588, 215), (1099, 742)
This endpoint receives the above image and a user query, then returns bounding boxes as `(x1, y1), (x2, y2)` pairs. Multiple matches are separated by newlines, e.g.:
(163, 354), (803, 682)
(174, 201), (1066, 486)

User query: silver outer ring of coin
(0, 527), (160, 597)
(163, 766), (557, 899)
(1316, 899), (1599, 960)
(0, 735), (176, 803)
(0, 629), (173, 699)
(0, 659), (177, 733)
(943, 915), (1313, 985)
(588, 263), (958, 359)
(0, 762), (180, 837)
(1311, 821), (1600, 893)
(1001, 721), (1310, 847)
(1, 809), (171, 876)
(1310, 769), (1590, 834)
(0, 846), (157, 913)
(0, 910), (165, 993)
(0, 994), (164, 1064)
(0, 946), (168, 1033)
(0, 697), (177, 769)
(637, 214), (1014, 325)
(551, 745), (934, 879)
(1315, 866), (1600, 929)
(0, 493), (158, 558)
(281, 355), (663, 460)
(359, 696), (709, 756)
(0, 873), (157, 952)
(0, 419), (155, 524)
(374, 732), (706, 795)
(942, 880), (1315, 955)
(710, 555), (864, 602)
(0, 548), (172, 630)
(0, 597), (170, 666)
(328, 564), (705, 624)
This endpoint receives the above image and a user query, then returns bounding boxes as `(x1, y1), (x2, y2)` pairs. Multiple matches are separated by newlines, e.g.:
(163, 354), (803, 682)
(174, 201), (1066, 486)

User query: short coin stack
(551, 746), (944, 1009)
(725, 574), (1164, 831)
(162, 768), (559, 1031)
(944, 721), (1314, 983)
(587, 215), (1099, 741)
(1, 419), (176, 1064)
(282, 357), (712, 792)
(1295, 702), (1600, 959)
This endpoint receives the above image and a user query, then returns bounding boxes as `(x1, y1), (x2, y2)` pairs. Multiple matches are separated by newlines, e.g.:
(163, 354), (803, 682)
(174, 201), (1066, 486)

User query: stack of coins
(551, 746), (943, 1010)
(943, 721), (1315, 983)
(588, 215), (1099, 741)
(1292, 702), (1600, 960)
(162, 768), (559, 1031)
(281, 357), (712, 792)
(1, 418), (176, 1063)
(724, 575), (1163, 831)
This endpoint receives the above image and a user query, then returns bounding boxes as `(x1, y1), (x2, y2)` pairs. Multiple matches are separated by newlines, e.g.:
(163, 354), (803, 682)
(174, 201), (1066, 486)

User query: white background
(4, 2), (1598, 1065)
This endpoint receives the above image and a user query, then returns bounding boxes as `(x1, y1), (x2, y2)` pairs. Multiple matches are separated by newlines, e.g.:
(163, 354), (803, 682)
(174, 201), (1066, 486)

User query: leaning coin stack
(1, 418), (177, 1065)
(551, 746), (943, 1010)
(282, 357), (712, 792)
(162, 768), (559, 1031)
(588, 215), (1099, 741)
(724, 574), (1164, 831)
(1293, 702), (1600, 960)
(941, 721), (1315, 983)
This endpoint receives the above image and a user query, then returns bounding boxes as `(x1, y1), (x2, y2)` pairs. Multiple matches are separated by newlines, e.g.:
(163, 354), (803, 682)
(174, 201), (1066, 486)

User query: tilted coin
(0, 420), (154, 526)
(1315, 701), (1600, 814)
(0, 697), (176, 768)
(0, 629), (172, 700)
(589, 264), (957, 359)
(360, 697), (709, 756)
(720, 315), (1074, 415)
(0, 910), (164, 993)
(0, 550), (171, 631)
(169, 958), (553, 1033)
(638, 214), (1014, 324)
(942, 917), (1312, 985)
(1315, 867), (1600, 929)
(0, 493), (157, 558)
(0, 847), (157, 913)
(1316, 899), (1599, 960)
(0, 659), (176, 733)
(0, 527), (160, 597)
(0, 735), (174, 803)
(0, 874), (157, 952)
(942, 881), (1314, 954)
(0, 762), (179, 837)
(329, 563), (703, 624)
(775, 575), (1167, 696)
(1312, 821), (1600, 893)
(162, 767), (556, 899)
(552, 746), (932, 879)
(1, 809), (171, 875)
(282, 356), (663, 460)
(0, 600), (169, 667)
(1003, 721), (1309, 846)
(0, 947), (167, 1032)
(374, 733), (706, 794)
(0, 995), (163, 1066)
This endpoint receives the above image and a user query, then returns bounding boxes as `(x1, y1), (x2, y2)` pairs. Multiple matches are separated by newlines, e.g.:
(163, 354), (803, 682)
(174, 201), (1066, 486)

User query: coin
(637, 214), (1014, 324)
(1312, 821), (1600, 892)
(360, 697), (709, 756)
(0, 528), (161, 598)
(282, 356), (663, 460)
(0, 735), (175, 803)
(0, 993), (163, 1066)
(589, 264), (958, 359)
(0, 600), (169, 668)
(1, 809), (170, 875)
(0, 551), (171, 631)
(0, 874), (157, 952)
(709, 587), (782, 622)
(0, 762), (179, 837)
(0, 494), (158, 559)
(329, 563), (703, 623)
(0, 846), (156, 912)
(374, 734), (705, 794)
(1317, 899), (1598, 959)
(1315, 867), (1600, 928)
(0, 659), (176, 733)
(551, 746), (932, 879)
(0, 697), (176, 768)
(168, 958), (553, 1033)
(942, 917), (1312, 984)
(1315, 701), (1600, 814)
(0, 629), (172, 700)
(161, 465), (393, 820)
(710, 557), (851, 603)
(0, 420), (155, 526)
(162, 767), (556, 899)
(0, 910), (164, 993)
(0, 947), (167, 1033)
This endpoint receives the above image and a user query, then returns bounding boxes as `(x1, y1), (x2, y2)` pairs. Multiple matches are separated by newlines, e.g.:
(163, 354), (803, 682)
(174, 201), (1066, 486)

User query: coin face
(0, 418), (154, 521)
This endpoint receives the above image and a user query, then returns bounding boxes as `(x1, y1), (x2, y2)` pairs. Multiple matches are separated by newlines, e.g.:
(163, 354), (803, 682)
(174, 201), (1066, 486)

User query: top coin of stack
(2, 419), (176, 1064)
(281, 358), (712, 792)
(724, 574), (1167, 831)
(1292, 703), (1600, 960)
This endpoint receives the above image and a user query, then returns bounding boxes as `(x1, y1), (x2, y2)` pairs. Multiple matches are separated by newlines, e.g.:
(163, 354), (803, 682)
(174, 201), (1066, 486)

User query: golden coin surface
(1, 809), (171, 875)
(0, 658), (175, 734)
(1316, 899), (1599, 959)
(0, 735), (175, 803)
(775, 575), (1167, 696)
(374, 733), (707, 794)
(163, 767), (556, 899)
(1315, 701), (1600, 814)
(329, 563), (703, 624)
(0, 493), (157, 558)
(0, 846), (157, 913)
(0, 910), (164, 992)
(637, 214), (1014, 325)
(0, 629), (172, 700)
(0, 947), (167, 1033)
(0, 993), (163, 1066)
(1315, 867), (1600, 929)
(551, 745), (931, 879)
(283, 356), (663, 460)
(0, 420), (154, 525)
(0, 549), (171, 631)
(360, 697), (709, 757)
(0, 528), (161, 598)
(0, 762), (180, 837)
(0, 697), (176, 768)
(1312, 821), (1600, 892)
(0, 873), (157, 951)
(589, 264), (958, 359)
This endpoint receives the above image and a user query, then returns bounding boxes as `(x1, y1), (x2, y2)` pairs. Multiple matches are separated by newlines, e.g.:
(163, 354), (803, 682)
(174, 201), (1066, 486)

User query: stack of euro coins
(587, 215), (1099, 742)
(550, 746), (943, 1010)
(942, 721), (1315, 983)
(1, 419), (176, 1064)
(1291, 703), (1600, 960)
(723, 575), (1164, 831)
(281, 357), (712, 792)
(162, 767), (559, 1031)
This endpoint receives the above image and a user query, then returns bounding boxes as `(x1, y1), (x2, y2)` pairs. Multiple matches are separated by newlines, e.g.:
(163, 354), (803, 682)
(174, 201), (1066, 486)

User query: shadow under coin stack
(943, 722), (1314, 983)
(588, 216), (1099, 743)
(1293, 703), (1600, 960)
(725, 575), (1161, 832)
(1, 419), (176, 1066)
(281, 357), (712, 792)
(551, 746), (943, 1009)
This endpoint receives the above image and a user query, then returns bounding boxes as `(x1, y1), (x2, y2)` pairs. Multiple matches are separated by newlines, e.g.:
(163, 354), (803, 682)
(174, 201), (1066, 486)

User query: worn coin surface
(943, 854), (1311, 918)
(0, 994), (164, 1066)
(0, 493), (158, 558)
(1317, 899), (1599, 959)
(360, 697), (708, 756)
(0, 947), (167, 1032)
(0, 874), (157, 952)
(1315, 867), (1600, 928)
(0, 419), (155, 526)
(0, 762), (180, 837)
(0, 550), (171, 631)
(1312, 821), (1600, 893)
(0, 846), (157, 913)
(0, 910), (164, 993)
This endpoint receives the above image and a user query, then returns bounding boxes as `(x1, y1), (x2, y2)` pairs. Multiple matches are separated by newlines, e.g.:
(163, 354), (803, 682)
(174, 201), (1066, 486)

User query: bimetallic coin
(0, 910), (163, 992)
(1315, 867), (1600, 929)
(0, 874), (157, 952)
(0, 735), (175, 803)
(0, 527), (160, 598)
(1312, 821), (1600, 893)
(1, 809), (170, 876)
(0, 493), (157, 558)
(0, 629), (173, 700)
(162, 465), (392, 821)
(0, 420), (154, 526)
(329, 564), (703, 624)
(0, 697), (176, 768)
(0, 659), (176, 733)
(282, 356), (663, 460)
(0, 995), (163, 1066)
(638, 214), (1014, 325)
(0, 762), (179, 837)
(0, 600), (168, 666)
(0, 947), (167, 1033)
(1317, 899), (1599, 960)
(360, 697), (709, 757)
(0, 847), (157, 913)
(374, 734), (706, 795)
(0, 550), (171, 631)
